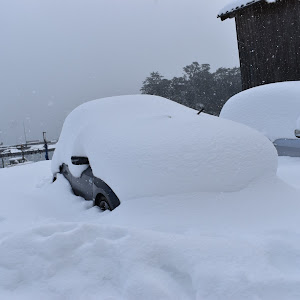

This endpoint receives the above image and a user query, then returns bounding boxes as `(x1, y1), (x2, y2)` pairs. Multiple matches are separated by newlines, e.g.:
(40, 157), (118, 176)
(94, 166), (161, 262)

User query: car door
(61, 164), (73, 185)
(80, 167), (94, 200)
(71, 166), (94, 200)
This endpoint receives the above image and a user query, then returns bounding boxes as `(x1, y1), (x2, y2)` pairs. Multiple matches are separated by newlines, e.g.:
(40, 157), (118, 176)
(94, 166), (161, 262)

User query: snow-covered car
(220, 81), (300, 157)
(52, 95), (278, 211)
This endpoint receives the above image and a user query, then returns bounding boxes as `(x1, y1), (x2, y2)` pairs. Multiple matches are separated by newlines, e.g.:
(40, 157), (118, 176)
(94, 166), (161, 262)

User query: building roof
(218, 0), (277, 20)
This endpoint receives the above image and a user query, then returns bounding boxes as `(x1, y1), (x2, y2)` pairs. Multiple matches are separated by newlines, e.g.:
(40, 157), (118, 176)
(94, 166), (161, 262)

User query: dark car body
(273, 138), (300, 157)
(57, 163), (120, 211)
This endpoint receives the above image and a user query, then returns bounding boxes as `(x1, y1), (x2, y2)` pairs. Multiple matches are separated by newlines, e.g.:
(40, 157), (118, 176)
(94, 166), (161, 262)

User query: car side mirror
(71, 156), (89, 165)
(295, 129), (300, 138)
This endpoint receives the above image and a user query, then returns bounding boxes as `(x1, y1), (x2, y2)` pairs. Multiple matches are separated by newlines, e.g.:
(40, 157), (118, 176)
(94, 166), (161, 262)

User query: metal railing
(0, 146), (55, 168)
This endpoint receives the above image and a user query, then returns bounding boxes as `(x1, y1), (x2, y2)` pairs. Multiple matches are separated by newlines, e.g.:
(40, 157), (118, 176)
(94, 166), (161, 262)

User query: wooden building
(218, 0), (300, 90)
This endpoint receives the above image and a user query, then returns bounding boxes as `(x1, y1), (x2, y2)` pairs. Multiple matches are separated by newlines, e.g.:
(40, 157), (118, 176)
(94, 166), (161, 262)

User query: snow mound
(52, 95), (278, 200)
(2, 157), (300, 299)
(220, 82), (300, 142)
(2, 223), (300, 300)
(0, 223), (300, 300)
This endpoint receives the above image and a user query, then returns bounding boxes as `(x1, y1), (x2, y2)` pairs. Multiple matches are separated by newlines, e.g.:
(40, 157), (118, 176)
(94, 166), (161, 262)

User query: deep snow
(1, 158), (300, 299)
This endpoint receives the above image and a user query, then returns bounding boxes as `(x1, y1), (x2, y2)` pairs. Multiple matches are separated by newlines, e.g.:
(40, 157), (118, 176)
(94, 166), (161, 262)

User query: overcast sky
(0, 0), (238, 144)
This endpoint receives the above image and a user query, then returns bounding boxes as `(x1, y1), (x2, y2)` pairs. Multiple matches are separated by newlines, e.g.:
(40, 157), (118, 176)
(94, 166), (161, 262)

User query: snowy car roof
(220, 81), (300, 142)
(218, 0), (277, 20)
(52, 95), (277, 201)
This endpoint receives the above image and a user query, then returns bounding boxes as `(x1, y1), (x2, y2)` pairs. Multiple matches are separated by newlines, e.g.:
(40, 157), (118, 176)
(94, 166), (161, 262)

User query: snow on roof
(52, 95), (277, 201)
(218, 0), (277, 20)
(220, 81), (300, 142)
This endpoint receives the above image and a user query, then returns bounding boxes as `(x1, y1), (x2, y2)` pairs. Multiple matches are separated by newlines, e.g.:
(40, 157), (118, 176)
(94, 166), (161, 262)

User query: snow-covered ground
(1, 158), (300, 299)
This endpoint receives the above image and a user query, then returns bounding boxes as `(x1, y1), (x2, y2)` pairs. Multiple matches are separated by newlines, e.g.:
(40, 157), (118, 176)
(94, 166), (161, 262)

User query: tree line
(140, 62), (242, 115)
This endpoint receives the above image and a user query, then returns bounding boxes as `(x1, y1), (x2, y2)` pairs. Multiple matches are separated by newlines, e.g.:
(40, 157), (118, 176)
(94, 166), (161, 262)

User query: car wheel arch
(94, 191), (111, 211)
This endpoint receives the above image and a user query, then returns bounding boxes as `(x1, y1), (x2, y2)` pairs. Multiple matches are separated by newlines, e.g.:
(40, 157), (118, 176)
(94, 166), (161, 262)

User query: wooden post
(43, 132), (49, 160)
(21, 145), (25, 161)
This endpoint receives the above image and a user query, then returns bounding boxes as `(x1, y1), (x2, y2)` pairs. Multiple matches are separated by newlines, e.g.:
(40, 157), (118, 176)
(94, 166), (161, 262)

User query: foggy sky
(0, 0), (238, 144)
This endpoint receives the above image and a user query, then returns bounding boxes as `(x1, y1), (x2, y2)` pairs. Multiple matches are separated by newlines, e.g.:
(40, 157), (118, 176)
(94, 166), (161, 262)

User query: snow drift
(220, 81), (300, 141)
(52, 95), (277, 200)
(1, 158), (300, 299)
(3, 222), (300, 300)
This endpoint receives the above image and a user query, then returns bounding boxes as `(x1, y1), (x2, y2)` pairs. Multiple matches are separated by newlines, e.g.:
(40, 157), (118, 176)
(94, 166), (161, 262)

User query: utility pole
(43, 132), (49, 160)
(23, 122), (27, 146)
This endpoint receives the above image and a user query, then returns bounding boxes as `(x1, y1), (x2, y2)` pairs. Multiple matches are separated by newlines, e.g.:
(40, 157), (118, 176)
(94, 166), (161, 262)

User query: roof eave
(217, 12), (237, 21)
(218, 0), (263, 21)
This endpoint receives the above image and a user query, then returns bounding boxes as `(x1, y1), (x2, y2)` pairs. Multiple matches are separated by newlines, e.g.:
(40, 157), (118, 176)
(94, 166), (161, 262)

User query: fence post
(43, 132), (49, 160)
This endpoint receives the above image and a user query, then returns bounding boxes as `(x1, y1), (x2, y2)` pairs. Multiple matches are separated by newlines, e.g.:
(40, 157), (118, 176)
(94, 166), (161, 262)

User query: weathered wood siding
(235, 0), (300, 90)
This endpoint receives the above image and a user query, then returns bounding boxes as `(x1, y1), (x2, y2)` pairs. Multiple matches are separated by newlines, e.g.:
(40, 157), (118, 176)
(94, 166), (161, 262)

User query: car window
(82, 166), (93, 177)
(273, 139), (300, 147)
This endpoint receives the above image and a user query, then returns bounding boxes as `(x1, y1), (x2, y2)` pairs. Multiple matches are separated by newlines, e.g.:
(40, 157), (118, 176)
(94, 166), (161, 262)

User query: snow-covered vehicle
(52, 95), (277, 211)
(220, 81), (300, 157)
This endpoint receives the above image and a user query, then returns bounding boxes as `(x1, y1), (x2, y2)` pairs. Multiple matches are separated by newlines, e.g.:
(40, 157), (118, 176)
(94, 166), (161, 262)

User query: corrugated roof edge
(218, 0), (262, 20)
